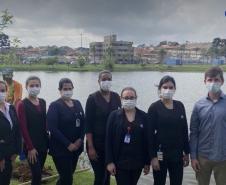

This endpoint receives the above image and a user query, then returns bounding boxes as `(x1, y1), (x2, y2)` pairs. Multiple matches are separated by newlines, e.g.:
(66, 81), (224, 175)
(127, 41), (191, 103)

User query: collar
(4, 102), (10, 112)
(206, 91), (225, 101)
(0, 102), (10, 114)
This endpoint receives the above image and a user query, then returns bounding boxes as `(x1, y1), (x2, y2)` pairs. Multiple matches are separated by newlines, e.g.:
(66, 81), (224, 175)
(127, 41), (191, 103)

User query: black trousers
(153, 160), (183, 185)
(89, 149), (110, 185)
(27, 151), (47, 185)
(115, 168), (142, 185)
(52, 154), (79, 185)
(0, 159), (12, 185)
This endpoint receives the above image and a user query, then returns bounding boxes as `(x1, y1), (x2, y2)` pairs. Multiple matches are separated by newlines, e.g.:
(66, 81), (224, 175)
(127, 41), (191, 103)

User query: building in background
(89, 35), (134, 64)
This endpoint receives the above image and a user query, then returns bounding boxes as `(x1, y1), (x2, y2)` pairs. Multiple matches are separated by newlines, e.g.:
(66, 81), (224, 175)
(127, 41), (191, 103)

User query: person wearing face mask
(105, 87), (150, 185)
(0, 81), (21, 185)
(148, 75), (189, 185)
(85, 70), (121, 185)
(190, 66), (226, 185)
(1, 68), (22, 106)
(47, 78), (84, 185)
(16, 76), (48, 185)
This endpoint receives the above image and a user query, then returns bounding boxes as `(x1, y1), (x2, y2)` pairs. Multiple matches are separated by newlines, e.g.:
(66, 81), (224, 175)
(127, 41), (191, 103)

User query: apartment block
(89, 35), (134, 64)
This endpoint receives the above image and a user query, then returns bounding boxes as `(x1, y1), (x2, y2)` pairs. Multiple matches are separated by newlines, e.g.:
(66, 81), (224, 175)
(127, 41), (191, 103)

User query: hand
(183, 154), (189, 167)
(107, 163), (116, 176)
(28, 149), (38, 164)
(67, 143), (77, 152)
(0, 159), (5, 172)
(151, 157), (160, 171)
(143, 165), (150, 175)
(191, 159), (201, 172)
(88, 146), (98, 161)
(11, 154), (17, 161)
(74, 139), (82, 150)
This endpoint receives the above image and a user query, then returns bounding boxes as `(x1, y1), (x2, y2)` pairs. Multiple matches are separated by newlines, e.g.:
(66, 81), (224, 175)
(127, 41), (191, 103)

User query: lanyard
(127, 126), (131, 134)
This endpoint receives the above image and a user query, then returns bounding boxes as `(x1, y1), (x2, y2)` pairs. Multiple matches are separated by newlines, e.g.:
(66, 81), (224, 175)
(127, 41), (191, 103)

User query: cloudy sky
(1, 0), (226, 47)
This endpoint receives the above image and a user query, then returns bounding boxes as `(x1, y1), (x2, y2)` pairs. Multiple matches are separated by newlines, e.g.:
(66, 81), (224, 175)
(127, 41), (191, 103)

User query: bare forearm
(86, 133), (94, 148)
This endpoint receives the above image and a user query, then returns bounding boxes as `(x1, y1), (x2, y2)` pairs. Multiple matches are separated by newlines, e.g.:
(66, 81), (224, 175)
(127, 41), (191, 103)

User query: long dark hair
(158, 75), (176, 90)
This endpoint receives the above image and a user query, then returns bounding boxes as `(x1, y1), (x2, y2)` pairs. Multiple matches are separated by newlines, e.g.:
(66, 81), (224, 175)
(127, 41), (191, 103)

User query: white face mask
(122, 99), (137, 110)
(27, 87), (40, 97)
(61, 90), (73, 99)
(100, 81), (112, 91)
(206, 82), (222, 93)
(0, 92), (6, 102)
(160, 89), (175, 99)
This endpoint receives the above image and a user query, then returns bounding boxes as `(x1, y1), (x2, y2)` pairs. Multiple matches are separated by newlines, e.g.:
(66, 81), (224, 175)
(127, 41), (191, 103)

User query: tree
(90, 45), (96, 65)
(105, 46), (114, 60)
(158, 41), (167, 46)
(194, 47), (200, 60)
(77, 55), (86, 67)
(0, 10), (13, 51)
(179, 44), (186, 63)
(207, 47), (219, 58)
(103, 50), (115, 71)
(0, 33), (10, 50)
(0, 9), (13, 33)
(158, 48), (167, 64)
(0, 10), (21, 64)
(102, 46), (115, 70)
(212, 38), (221, 48)
(208, 37), (226, 58)
(44, 57), (58, 68)
(8, 38), (21, 64)
(48, 46), (60, 56)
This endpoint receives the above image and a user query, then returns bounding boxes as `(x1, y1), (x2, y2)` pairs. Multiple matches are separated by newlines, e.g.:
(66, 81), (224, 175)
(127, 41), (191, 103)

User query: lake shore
(0, 64), (225, 72)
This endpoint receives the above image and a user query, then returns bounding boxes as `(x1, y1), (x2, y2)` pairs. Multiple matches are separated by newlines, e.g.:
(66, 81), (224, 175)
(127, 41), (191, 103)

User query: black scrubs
(85, 91), (121, 185)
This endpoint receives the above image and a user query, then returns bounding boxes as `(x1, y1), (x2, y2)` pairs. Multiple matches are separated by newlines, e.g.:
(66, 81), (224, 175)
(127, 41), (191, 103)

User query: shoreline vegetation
(0, 64), (225, 72)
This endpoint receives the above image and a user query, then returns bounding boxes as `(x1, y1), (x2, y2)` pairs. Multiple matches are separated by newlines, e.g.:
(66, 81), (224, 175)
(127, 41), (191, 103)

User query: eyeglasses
(122, 96), (136, 100)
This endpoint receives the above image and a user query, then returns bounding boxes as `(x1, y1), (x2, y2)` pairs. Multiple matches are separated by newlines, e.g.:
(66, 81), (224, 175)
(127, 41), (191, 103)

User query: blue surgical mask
(100, 81), (112, 91)
(62, 90), (73, 99)
(160, 89), (175, 99)
(122, 99), (137, 110)
(27, 87), (40, 97)
(206, 82), (221, 93)
(0, 92), (6, 102)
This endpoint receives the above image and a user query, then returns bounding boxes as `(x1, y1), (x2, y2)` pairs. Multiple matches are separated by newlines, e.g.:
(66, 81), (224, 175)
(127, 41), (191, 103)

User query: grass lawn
(1, 63), (225, 72)
(10, 156), (116, 185)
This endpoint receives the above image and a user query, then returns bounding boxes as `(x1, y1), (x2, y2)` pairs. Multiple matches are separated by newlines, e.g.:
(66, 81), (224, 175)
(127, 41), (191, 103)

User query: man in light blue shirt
(190, 66), (226, 185)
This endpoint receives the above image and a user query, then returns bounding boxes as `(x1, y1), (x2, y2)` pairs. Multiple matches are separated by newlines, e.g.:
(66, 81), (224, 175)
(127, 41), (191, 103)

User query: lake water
(2, 71), (226, 123)
(1, 71), (220, 184)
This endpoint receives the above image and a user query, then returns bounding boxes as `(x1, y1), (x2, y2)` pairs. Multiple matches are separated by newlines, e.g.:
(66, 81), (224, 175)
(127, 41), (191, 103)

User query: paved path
(138, 166), (215, 185)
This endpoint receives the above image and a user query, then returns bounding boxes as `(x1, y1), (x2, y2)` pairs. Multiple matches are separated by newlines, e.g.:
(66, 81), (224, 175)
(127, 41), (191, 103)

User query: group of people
(0, 66), (226, 185)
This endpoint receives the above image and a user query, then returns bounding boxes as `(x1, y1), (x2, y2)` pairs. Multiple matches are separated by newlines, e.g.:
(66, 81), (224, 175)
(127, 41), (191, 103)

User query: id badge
(124, 134), (131, 144)
(157, 151), (163, 161)
(76, 119), (80, 127)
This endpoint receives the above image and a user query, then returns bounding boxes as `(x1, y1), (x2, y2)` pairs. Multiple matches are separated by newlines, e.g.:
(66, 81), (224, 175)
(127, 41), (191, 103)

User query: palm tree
(179, 44), (186, 64)
(90, 45), (96, 65)
(194, 47), (199, 60)
(159, 48), (167, 64)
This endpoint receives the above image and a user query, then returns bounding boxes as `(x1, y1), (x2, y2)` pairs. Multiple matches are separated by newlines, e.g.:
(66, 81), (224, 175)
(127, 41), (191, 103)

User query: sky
(1, 0), (226, 48)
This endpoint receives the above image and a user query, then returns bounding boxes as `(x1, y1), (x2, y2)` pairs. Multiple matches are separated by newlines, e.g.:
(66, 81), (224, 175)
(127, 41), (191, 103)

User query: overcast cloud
(1, 0), (226, 47)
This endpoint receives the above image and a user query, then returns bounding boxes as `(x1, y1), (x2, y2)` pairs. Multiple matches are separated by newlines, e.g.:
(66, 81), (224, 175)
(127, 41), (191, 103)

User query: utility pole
(80, 33), (83, 48)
